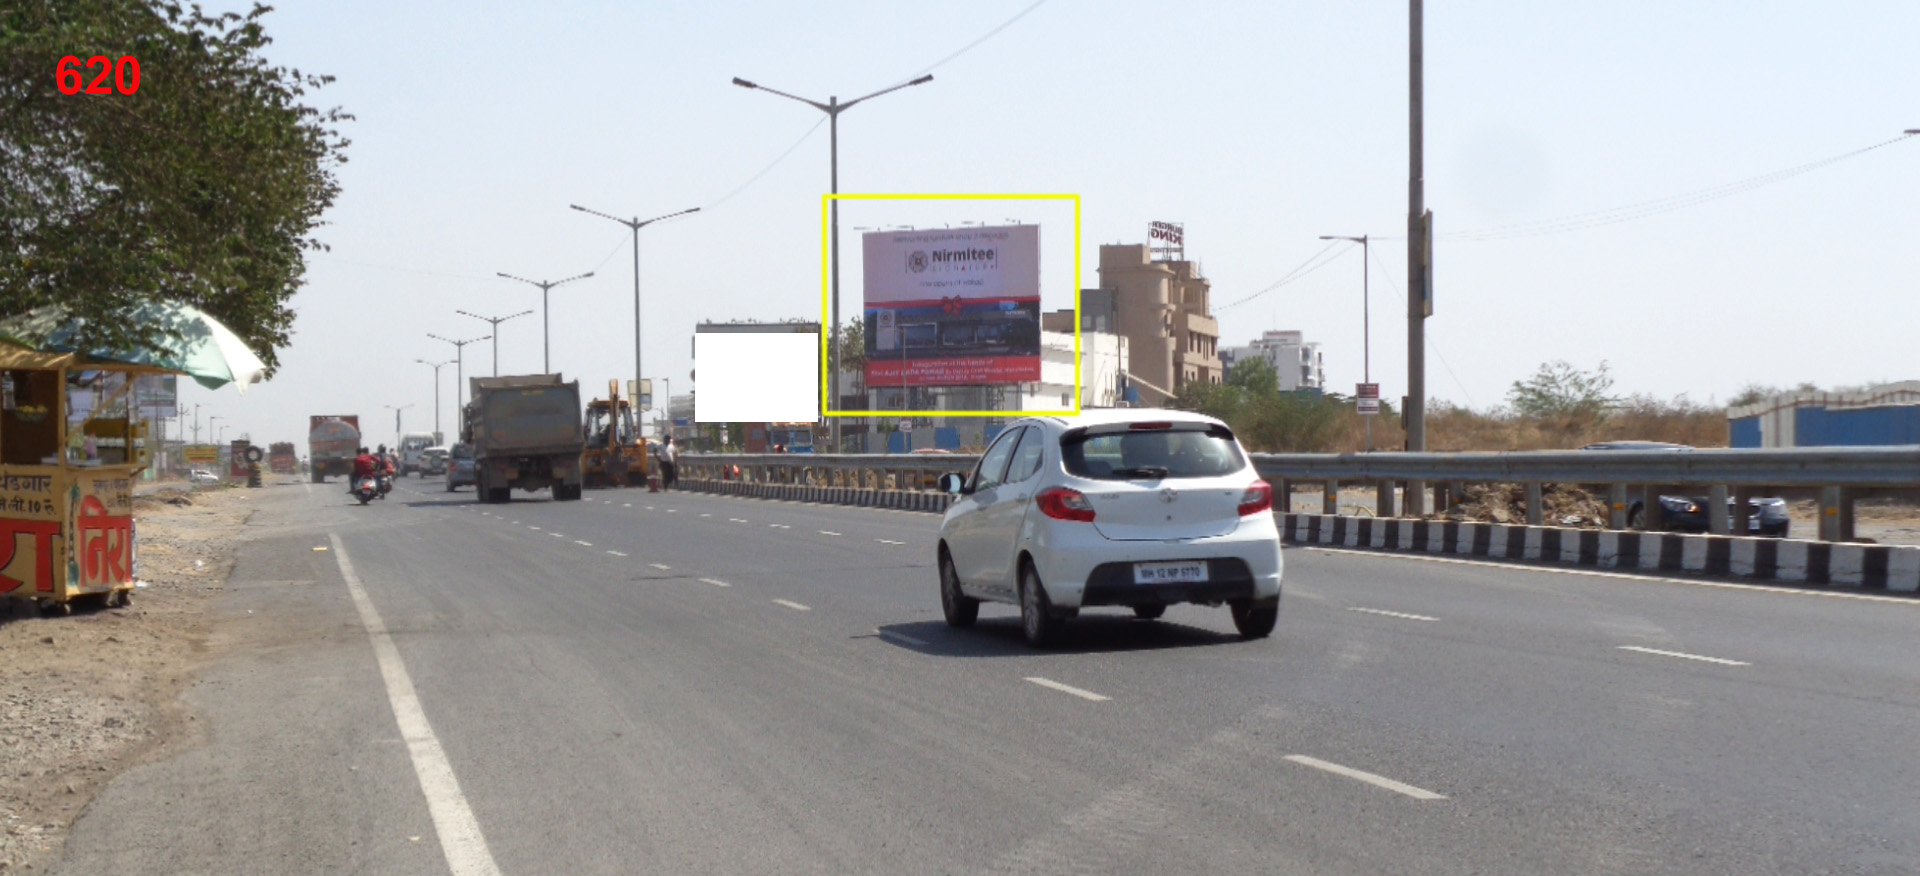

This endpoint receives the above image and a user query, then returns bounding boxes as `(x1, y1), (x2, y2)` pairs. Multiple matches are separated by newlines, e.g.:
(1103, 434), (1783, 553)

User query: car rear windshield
(1061, 425), (1246, 480)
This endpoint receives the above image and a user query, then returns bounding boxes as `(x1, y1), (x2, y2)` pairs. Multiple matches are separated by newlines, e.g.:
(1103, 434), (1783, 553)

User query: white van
(399, 432), (437, 476)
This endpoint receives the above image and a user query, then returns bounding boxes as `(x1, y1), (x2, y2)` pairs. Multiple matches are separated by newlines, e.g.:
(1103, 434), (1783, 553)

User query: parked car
(934, 409), (1282, 647)
(1579, 441), (1790, 537)
(445, 443), (477, 492)
(188, 469), (220, 485)
(420, 446), (450, 477)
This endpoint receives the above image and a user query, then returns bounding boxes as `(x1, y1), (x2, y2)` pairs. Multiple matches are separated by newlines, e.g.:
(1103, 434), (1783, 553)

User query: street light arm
(553, 271), (594, 288)
(732, 76), (832, 113)
(496, 272), (538, 287)
(636, 206), (701, 228)
(570, 204), (636, 227)
(841, 74), (934, 110)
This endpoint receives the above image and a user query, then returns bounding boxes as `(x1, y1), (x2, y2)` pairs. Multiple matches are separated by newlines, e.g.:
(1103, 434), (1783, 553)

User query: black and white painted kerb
(1281, 513), (1920, 593)
(681, 479), (955, 514)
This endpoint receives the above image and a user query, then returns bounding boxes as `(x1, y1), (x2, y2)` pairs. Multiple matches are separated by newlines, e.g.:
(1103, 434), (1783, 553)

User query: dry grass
(1322, 400), (1728, 453)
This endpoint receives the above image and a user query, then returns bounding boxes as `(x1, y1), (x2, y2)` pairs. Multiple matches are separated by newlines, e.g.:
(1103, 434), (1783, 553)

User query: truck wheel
(312, 472), (324, 484)
(488, 487), (510, 504)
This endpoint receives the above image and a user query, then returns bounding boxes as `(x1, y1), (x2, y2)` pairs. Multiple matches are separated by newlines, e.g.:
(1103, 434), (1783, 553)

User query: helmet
(377, 444), (387, 453)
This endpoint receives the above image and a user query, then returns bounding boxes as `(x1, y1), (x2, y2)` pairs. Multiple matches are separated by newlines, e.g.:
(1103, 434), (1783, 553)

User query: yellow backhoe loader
(582, 379), (649, 488)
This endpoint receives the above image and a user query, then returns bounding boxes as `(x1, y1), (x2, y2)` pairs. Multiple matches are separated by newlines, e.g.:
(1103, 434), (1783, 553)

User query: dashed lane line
(607, 551), (628, 557)
(1024, 677), (1109, 702)
(769, 523), (790, 529)
(649, 563), (672, 571)
(730, 518), (748, 524)
(876, 629), (928, 647)
(1347, 607), (1440, 622)
(1283, 755), (1447, 801)
(575, 540), (593, 546)
(772, 599), (811, 611)
(699, 578), (731, 588)
(875, 538), (906, 546)
(1617, 645), (1750, 666)
(819, 531), (842, 537)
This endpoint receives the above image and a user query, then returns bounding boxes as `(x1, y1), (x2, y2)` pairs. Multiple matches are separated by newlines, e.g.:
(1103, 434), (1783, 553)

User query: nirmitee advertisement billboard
(861, 224), (1042, 387)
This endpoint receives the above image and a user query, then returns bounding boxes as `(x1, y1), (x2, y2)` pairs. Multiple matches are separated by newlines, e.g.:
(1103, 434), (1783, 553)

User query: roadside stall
(0, 343), (161, 613)
(0, 302), (267, 615)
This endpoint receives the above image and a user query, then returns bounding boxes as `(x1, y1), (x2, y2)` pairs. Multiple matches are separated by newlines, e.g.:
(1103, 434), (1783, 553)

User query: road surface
(51, 479), (1920, 875)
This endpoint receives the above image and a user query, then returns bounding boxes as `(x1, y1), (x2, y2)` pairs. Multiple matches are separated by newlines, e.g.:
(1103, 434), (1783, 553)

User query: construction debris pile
(1441, 483), (1612, 528)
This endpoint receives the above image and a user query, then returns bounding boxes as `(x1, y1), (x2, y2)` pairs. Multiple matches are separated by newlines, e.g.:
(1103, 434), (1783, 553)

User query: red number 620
(56, 56), (140, 95)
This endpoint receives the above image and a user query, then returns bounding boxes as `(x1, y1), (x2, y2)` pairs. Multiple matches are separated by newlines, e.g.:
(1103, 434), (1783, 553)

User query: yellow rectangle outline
(821, 193), (1081, 418)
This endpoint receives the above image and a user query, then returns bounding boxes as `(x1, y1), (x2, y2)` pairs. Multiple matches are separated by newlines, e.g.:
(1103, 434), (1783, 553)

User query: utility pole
(1405, 0), (1430, 514)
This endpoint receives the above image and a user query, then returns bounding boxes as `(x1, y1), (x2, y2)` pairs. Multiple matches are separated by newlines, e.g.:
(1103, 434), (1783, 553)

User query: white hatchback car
(935, 409), (1282, 647)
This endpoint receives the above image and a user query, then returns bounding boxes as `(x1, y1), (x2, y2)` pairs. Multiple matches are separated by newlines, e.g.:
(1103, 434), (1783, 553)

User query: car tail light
(1035, 487), (1096, 522)
(1238, 481), (1273, 517)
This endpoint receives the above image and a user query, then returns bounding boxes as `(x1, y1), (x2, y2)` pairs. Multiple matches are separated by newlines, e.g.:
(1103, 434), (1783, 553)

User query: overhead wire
(1213, 239), (1349, 311)
(1366, 246), (1476, 408)
(903, 0), (1054, 81)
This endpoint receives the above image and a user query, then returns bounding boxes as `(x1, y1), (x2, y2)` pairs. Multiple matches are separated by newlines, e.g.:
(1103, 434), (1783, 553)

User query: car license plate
(1134, 561), (1208, 584)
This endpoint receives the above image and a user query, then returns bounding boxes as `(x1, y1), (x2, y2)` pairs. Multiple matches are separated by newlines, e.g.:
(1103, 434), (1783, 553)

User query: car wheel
(1229, 599), (1278, 640)
(939, 549), (979, 627)
(1131, 604), (1166, 621)
(1019, 563), (1058, 648)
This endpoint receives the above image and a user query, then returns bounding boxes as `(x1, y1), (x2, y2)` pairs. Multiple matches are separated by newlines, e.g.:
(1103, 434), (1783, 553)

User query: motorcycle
(354, 474), (379, 505)
(376, 470), (393, 500)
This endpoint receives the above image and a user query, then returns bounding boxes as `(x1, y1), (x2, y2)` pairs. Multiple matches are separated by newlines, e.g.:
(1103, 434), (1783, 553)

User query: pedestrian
(658, 436), (677, 491)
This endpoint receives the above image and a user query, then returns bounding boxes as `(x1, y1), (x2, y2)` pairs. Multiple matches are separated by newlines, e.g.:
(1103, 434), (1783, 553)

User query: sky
(177, 0), (1920, 451)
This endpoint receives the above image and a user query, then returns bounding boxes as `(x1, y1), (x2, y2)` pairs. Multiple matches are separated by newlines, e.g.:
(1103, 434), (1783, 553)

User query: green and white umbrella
(0, 302), (268, 392)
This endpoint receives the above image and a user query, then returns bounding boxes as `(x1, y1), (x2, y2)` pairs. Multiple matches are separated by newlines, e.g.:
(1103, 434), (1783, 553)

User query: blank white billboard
(694, 333), (820, 423)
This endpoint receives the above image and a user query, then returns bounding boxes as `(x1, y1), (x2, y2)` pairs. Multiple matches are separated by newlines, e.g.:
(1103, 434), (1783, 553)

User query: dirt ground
(0, 484), (253, 872)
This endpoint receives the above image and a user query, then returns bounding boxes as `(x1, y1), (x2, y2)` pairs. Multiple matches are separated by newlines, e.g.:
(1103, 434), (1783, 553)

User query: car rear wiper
(1110, 466), (1170, 479)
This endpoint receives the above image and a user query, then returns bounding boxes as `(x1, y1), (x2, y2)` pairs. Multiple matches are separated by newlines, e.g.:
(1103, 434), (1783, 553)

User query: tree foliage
(1172, 358), (1349, 452)
(0, 0), (350, 372)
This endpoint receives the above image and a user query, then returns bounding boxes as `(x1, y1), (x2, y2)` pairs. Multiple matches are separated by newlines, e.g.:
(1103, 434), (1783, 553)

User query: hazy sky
(180, 0), (1920, 451)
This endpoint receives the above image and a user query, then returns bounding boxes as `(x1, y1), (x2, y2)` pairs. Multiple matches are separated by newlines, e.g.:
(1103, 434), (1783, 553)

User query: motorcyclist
(375, 445), (396, 499)
(350, 446), (377, 495)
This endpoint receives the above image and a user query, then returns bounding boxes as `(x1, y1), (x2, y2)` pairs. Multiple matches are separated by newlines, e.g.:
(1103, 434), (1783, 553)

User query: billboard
(862, 224), (1042, 387)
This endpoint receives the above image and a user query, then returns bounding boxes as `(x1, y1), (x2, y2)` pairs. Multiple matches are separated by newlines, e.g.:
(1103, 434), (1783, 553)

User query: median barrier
(675, 477), (955, 515)
(1281, 512), (1920, 593)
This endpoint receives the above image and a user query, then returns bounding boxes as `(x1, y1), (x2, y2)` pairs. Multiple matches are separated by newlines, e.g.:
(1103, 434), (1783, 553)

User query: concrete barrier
(676, 478), (954, 515)
(1281, 513), (1919, 593)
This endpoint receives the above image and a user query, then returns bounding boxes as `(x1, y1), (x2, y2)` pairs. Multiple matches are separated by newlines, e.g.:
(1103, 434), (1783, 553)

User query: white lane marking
(1024, 677), (1110, 702)
(528, 526), (540, 531)
(700, 513), (711, 518)
(1283, 754), (1447, 801)
(772, 598), (811, 611)
(1347, 607), (1439, 622)
(607, 550), (628, 557)
(550, 532), (565, 538)
(1304, 547), (1920, 605)
(646, 505), (655, 510)
(574, 540), (593, 546)
(666, 509), (678, 513)
(649, 563), (672, 571)
(509, 521), (519, 525)
(303, 480), (312, 496)
(329, 534), (505, 876)
(875, 538), (906, 545)
(729, 518), (748, 523)
(622, 503), (632, 508)
(1617, 645), (1750, 666)
(769, 523), (790, 529)
(819, 530), (842, 537)
(699, 578), (731, 588)
(877, 628), (928, 647)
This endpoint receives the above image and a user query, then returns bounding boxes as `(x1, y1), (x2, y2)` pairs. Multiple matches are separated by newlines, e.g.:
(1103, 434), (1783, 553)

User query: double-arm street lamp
(1320, 234), (1373, 450)
(732, 73), (934, 452)
(455, 309), (533, 377)
(570, 204), (699, 410)
(381, 404), (414, 450)
(416, 359), (452, 442)
(428, 333), (490, 420)
(496, 272), (593, 373)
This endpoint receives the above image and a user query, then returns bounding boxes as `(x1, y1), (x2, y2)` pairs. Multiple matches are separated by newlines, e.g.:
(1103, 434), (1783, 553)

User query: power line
(704, 116), (829, 211)
(905, 0), (1054, 80)
(1365, 246), (1475, 408)
(1214, 239), (1349, 311)
(1445, 134), (1916, 241)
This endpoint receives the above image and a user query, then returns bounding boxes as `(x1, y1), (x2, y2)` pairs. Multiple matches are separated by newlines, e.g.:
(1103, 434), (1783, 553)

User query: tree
(835, 320), (865, 394)
(1506, 360), (1619, 443)
(1, 1), (351, 373)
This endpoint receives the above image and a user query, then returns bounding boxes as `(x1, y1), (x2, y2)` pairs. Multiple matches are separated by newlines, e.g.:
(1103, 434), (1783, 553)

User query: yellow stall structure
(0, 343), (163, 615)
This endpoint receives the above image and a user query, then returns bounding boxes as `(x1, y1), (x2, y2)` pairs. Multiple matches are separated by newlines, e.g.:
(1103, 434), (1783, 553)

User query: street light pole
(416, 359), (452, 442)
(382, 404), (414, 449)
(455, 309), (533, 377)
(733, 73), (935, 452)
(570, 205), (700, 416)
(496, 272), (594, 373)
(1320, 234), (1371, 450)
(428, 333), (490, 425)
(1405, 0), (1429, 514)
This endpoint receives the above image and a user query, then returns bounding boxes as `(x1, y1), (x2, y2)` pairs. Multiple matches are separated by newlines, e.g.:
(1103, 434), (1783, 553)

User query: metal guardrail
(679, 448), (1920, 542)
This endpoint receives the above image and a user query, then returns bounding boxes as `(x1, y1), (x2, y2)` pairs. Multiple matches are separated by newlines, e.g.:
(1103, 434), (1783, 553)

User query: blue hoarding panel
(888, 431), (911, 454)
(934, 427), (960, 450)
(1729, 416), (1762, 448)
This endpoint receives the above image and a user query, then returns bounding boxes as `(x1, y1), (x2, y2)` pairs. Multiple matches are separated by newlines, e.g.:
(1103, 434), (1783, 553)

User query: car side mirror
(937, 473), (967, 495)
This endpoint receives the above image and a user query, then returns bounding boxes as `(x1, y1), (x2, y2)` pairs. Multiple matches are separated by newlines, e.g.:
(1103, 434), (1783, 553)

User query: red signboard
(867, 355), (1043, 387)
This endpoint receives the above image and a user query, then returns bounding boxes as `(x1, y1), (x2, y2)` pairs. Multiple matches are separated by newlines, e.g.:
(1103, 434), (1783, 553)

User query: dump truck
(582, 379), (649, 488)
(268, 442), (298, 474)
(309, 415), (360, 483)
(463, 374), (584, 503)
